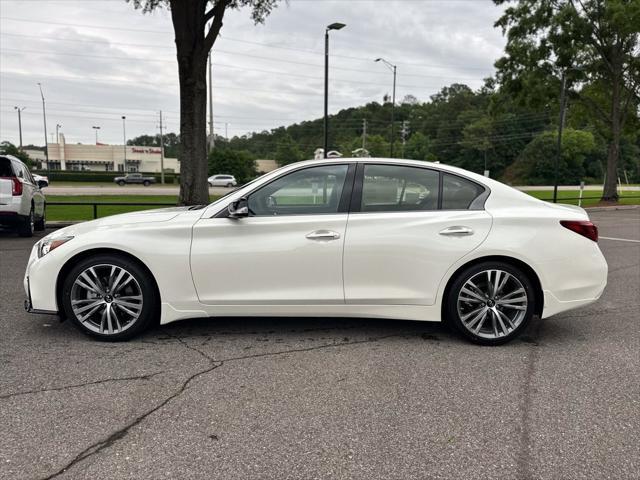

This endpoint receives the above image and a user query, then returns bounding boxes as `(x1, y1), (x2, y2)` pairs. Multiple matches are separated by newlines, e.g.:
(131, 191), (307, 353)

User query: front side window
(441, 173), (484, 210)
(361, 164), (439, 212)
(248, 164), (349, 216)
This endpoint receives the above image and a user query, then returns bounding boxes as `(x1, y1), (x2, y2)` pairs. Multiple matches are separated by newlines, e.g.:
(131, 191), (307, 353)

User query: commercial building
(26, 134), (180, 173)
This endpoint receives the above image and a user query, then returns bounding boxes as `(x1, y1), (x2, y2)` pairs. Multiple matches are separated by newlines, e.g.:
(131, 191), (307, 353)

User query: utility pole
(400, 120), (410, 159)
(122, 116), (127, 172)
(159, 110), (165, 184)
(375, 58), (397, 157)
(208, 52), (215, 153)
(14, 106), (25, 149)
(37, 83), (49, 172)
(225, 122), (229, 141)
(553, 72), (567, 204)
(55, 124), (62, 143)
(362, 118), (367, 150)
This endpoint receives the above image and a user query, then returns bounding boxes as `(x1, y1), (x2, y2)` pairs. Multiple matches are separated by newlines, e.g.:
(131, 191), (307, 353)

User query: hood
(50, 206), (193, 238)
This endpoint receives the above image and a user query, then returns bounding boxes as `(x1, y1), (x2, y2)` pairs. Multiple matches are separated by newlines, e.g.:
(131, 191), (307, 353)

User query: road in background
(1, 209), (638, 479)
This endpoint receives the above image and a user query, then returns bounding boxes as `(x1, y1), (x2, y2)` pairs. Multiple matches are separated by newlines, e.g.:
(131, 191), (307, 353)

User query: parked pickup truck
(114, 173), (156, 186)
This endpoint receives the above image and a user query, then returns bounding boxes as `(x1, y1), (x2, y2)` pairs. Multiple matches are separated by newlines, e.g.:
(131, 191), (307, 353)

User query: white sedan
(24, 158), (608, 345)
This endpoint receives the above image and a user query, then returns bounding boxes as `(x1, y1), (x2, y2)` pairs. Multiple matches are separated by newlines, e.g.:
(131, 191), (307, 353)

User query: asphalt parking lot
(1, 209), (638, 480)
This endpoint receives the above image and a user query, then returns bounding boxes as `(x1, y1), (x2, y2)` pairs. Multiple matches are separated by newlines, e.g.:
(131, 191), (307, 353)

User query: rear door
(343, 164), (492, 306)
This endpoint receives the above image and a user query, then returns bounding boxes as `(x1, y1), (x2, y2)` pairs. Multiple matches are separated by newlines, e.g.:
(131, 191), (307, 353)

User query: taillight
(12, 177), (23, 196)
(560, 220), (598, 242)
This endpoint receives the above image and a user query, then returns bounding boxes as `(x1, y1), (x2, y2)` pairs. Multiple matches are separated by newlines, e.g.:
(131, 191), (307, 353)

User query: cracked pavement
(1, 209), (638, 480)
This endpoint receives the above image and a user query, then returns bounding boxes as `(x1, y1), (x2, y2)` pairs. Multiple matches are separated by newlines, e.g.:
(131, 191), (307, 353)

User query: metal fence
(48, 196), (640, 221)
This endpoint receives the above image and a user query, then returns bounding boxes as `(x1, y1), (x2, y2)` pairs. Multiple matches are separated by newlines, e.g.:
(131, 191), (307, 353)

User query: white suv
(208, 174), (237, 187)
(0, 155), (46, 237)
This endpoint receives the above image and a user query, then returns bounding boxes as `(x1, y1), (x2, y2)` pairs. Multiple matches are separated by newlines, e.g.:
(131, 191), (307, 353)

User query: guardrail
(47, 202), (177, 220)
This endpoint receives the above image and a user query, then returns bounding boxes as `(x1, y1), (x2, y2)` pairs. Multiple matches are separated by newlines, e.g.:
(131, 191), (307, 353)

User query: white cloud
(0, 0), (506, 146)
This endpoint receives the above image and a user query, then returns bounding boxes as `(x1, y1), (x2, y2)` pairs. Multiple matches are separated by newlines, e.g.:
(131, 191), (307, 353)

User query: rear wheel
(62, 254), (159, 341)
(17, 207), (34, 237)
(226, 182), (233, 188)
(445, 261), (535, 345)
(143, 180), (150, 186)
(34, 204), (46, 231)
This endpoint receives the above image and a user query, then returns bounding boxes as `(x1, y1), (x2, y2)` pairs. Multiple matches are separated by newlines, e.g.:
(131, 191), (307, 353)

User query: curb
(585, 205), (639, 212)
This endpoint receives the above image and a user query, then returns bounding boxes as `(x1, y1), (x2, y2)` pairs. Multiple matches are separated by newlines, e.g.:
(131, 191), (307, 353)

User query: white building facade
(26, 134), (180, 173)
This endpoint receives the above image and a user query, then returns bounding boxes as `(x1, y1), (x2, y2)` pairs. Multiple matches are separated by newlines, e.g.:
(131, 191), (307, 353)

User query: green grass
(46, 195), (220, 221)
(521, 189), (640, 207)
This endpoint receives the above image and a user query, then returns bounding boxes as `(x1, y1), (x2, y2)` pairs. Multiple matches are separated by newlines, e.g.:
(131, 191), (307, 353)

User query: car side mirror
(37, 180), (48, 189)
(228, 197), (249, 218)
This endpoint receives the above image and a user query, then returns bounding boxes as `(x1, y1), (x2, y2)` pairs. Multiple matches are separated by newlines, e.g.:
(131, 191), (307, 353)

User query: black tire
(143, 180), (150, 186)
(34, 204), (46, 231)
(117, 180), (125, 186)
(226, 183), (233, 188)
(17, 207), (34, 238)
(61, 254), (159, 341)
(445, 261), (536, 346)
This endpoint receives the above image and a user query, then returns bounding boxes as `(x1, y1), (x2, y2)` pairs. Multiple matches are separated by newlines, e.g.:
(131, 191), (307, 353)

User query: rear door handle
(306, 230), (341, 241)
(439, 226), (474, 236)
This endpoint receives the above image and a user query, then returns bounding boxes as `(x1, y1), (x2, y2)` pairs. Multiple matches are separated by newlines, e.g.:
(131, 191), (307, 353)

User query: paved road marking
(600, 236), (640, 243)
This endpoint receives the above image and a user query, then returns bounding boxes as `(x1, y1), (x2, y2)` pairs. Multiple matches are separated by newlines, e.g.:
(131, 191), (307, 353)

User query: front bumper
(24, 274), (58, 315)
(23, 242), (60, 315)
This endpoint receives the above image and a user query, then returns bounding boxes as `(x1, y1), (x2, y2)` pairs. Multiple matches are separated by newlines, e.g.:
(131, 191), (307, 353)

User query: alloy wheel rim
(70, 264), (143, 335)
(456, 269), (528, 339)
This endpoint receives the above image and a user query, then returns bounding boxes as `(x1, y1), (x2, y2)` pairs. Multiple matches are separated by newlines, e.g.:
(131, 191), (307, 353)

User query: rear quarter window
(441, 173), (485, 210)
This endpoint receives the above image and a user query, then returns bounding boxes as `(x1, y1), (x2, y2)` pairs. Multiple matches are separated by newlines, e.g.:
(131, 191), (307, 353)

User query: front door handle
(306, 230), (341, 241)
(439, 226), (474, 236)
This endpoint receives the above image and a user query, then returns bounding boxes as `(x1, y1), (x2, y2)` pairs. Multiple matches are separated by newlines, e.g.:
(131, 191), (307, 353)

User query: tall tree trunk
(171, 0), (210, 206)
(601, 56), (622, 202)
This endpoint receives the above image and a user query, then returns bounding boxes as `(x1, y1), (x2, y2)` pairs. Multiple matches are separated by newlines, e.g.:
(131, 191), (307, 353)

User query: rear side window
(361, 164), (439, 212)
(11, 161), (25, 179)
(441, 173), (485, 210)
(0, 158), (14, 177)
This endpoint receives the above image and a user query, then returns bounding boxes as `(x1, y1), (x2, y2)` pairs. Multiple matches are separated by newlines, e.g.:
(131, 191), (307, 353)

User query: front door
(190, 163), (354, 305)
(343, 164), (492, 305)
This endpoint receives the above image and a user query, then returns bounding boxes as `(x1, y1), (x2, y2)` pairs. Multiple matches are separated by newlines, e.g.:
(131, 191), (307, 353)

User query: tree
(0, 141), (32, 168)
(208, 148), (257, 184)
(505, 129), (596, 185)
(494, 0), (640, 201)
(274, 134), (302, 166)
(128, 0), (280, 205)
(404, 132), (435, 162)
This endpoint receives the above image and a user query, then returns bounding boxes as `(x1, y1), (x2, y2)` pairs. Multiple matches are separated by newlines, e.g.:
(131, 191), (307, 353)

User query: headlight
(38, 236), (74, 258)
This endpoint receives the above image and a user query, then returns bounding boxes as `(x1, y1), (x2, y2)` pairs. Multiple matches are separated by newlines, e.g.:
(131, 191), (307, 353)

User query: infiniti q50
(24, 159), (607, 345)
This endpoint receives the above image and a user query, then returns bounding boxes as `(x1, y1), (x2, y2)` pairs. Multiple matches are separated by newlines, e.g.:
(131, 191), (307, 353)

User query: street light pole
(553, 71), (570, 203)
(324, 22), (346, 159)
(92, 126), (101, 144)
(375, 58), (397, 157)
(208, 52), (215, 153)
(122, 116), (127, 172)
(56, 124), (62, 143)
(37, 83), (49, 173)
(14, 106), (25, 149)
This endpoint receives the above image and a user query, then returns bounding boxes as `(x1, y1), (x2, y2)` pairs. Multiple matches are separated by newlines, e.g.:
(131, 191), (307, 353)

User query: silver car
(208, 174), (237, 188)
(0, 155), (46, 237)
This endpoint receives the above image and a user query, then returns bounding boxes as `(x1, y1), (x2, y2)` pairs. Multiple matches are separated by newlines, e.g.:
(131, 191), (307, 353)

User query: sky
(0, 0), (507, 147)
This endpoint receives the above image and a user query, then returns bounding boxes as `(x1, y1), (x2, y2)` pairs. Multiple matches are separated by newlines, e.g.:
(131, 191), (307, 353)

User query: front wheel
(61, 254), (159, 341)
(34, 204), (46, 231)
(17, 208), (34, 237)
(117, 180), (125, 186)
(445, 262), (536, 345)
(143, 180), (150, 186)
